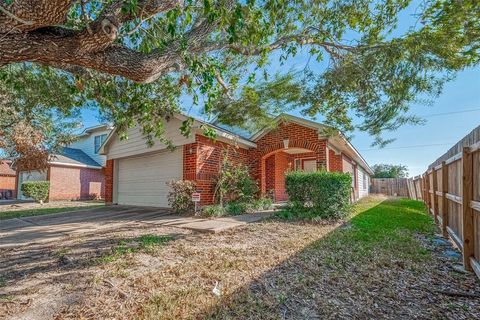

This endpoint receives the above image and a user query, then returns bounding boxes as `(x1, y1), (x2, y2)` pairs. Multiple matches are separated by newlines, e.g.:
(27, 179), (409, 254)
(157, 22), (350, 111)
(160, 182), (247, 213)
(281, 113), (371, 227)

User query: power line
(360, 142), (455, 151)
(417, 107), (480, 117)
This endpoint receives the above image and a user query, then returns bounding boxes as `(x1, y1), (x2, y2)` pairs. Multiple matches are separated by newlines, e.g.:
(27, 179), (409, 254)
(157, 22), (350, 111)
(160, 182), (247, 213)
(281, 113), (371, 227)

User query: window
(94, 134), (107, 154)
(295, 159), (301, 171)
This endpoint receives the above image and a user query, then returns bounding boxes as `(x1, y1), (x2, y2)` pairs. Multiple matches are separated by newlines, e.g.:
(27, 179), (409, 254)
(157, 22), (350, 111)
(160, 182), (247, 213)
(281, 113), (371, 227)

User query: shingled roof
(49, 147), (102, 168)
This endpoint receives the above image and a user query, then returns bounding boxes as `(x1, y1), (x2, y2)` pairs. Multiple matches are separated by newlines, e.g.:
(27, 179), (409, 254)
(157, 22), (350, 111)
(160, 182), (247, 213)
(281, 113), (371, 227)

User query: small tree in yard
(214, 151), (258, 207)
(21, 181), (50, 204)
(166, 180), (196, 214)
(284, 171), (352, 220)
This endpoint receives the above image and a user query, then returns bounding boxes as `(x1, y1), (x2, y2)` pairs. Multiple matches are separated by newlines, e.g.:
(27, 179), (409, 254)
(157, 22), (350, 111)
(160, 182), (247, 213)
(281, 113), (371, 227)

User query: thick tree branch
(0, 0), (73, 33)
(0, 29), (183, 83)
(0, 25), (358, 83)
(0, 0), (357, 84)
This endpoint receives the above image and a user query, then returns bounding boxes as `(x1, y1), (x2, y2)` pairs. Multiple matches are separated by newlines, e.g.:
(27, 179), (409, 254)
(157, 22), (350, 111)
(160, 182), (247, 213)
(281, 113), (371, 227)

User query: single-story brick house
(100, 114), (373, 207)
(16, 125), (112, 201)
(0, 160), (16, 199)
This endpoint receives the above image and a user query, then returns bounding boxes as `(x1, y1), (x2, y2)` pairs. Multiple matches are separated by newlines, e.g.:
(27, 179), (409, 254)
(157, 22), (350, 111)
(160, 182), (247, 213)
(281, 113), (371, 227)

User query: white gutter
(49, 161), (103, 170)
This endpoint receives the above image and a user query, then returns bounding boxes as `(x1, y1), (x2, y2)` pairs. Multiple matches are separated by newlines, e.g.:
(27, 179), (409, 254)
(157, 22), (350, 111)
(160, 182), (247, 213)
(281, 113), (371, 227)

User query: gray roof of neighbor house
(49, 147), (102, 168)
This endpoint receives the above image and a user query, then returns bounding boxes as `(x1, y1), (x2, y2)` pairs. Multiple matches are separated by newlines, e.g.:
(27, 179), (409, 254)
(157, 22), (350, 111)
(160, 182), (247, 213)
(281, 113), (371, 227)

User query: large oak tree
(0, 0), (478, 168)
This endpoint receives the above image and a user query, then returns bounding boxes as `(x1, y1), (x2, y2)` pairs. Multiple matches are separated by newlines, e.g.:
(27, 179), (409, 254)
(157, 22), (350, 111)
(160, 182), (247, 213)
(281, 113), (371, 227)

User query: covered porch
(260, 146), (319, 202)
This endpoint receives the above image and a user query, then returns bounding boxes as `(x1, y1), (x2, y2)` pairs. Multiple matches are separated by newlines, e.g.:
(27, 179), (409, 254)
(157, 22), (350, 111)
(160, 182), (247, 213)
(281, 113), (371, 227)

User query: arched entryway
(260, 145), (319, 202)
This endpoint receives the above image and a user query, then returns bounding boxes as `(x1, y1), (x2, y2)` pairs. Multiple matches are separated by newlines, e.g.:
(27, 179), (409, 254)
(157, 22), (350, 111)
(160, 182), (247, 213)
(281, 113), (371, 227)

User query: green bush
(166, 180), (196, 214)
(225, 201), (249, 215)
(21, 181), (50, 203)
(224, 197), (274, 216)
(252, 197), (274, 211)
(202, 204), (226, 217)
(285, 170), (352, 220)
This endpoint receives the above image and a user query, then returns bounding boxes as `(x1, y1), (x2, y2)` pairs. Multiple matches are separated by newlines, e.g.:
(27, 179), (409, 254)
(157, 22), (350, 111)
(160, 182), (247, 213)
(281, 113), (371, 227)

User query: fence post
(432, 169), (439, 223)
(413, 179), (416, 199)
(424, 173), (429, 206)
(425, 172), (431, 213)
(420, 175), (424, 202)
(462, 146), (474, 271)
(441, 161), (448, 238)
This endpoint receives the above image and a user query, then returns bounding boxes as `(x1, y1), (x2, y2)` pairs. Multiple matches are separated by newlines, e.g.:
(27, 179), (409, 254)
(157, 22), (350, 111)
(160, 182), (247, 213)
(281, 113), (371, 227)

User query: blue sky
(80, 1), (480, 177)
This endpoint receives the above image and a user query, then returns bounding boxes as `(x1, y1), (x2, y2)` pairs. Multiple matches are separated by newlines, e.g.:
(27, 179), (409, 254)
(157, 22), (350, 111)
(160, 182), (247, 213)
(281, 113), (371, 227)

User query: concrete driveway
(0, 205), (272, 248)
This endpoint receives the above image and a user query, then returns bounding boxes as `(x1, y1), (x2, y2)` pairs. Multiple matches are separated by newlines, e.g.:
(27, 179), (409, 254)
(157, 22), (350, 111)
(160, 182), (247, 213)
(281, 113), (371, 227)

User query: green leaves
(285, 170), (352, 220)
(2, 0), (480, 161)
(21, 181), (50, 203)
(372, 164), (408, 178)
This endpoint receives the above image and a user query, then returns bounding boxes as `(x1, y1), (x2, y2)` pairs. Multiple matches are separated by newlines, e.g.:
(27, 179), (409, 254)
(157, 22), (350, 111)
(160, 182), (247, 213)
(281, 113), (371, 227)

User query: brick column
(104, 159), (114, 204)
(316, 139), (327, 170)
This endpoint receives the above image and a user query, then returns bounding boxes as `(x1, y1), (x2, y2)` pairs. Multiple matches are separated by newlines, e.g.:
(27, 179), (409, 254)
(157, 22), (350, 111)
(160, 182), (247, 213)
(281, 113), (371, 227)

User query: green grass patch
(314, 197), (435, 263)
(0, 204), (104, 221)
(97, 234), (173, 264)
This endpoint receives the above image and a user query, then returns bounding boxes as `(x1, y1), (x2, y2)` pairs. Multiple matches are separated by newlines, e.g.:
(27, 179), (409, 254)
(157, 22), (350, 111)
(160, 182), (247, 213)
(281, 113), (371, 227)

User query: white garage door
(116, 148), (183, 207)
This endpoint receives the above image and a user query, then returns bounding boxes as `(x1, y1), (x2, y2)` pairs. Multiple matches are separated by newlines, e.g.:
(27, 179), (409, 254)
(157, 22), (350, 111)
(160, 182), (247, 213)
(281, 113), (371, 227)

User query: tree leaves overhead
(0, 65), (82, 170)
(0, 0), (479, 166)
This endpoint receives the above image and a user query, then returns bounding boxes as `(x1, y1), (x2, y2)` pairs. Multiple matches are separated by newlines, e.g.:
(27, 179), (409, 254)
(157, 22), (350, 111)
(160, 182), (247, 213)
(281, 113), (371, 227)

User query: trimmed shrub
(285, 170), (352, 220)
(21, 181), (50, 203)
(166, 180), (196, 214)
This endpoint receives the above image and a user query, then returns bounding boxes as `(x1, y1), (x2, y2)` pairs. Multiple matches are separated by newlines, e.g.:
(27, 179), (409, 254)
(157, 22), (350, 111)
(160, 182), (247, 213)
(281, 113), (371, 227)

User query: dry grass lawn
(0, 200), (104, 220)
(1, 195), (479, 319)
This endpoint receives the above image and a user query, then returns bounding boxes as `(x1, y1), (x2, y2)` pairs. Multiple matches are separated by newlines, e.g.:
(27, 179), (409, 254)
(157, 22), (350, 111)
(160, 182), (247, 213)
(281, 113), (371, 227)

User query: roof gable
(250, 114), (330, 141)
(77, 124), (112, 137)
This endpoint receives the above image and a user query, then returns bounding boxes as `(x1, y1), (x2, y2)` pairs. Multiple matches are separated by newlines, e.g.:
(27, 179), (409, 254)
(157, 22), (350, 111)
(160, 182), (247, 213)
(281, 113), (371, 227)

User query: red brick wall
(183, 135), (249, 205)
(0, 175), (15, 190)
(329, 149), (343, 172)
(49, 165), (105, 201)
(265, 155), (275, 192)
(105, 159), (114, 204)
(0, 175), (16, 199)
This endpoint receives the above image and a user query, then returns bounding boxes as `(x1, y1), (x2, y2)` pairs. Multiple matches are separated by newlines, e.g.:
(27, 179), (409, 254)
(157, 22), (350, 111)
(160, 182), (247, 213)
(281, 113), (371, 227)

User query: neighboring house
(0, 160), (16, 199)
(16, 125), (112, 201)
(100, 114), (373, 207)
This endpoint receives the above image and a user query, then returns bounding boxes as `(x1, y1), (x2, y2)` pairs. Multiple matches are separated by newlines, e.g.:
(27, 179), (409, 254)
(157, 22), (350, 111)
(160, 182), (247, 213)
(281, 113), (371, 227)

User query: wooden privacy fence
(410, 141), (480, 279)
(407, 176), (424, 201)
(371, 178), (409, 197)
